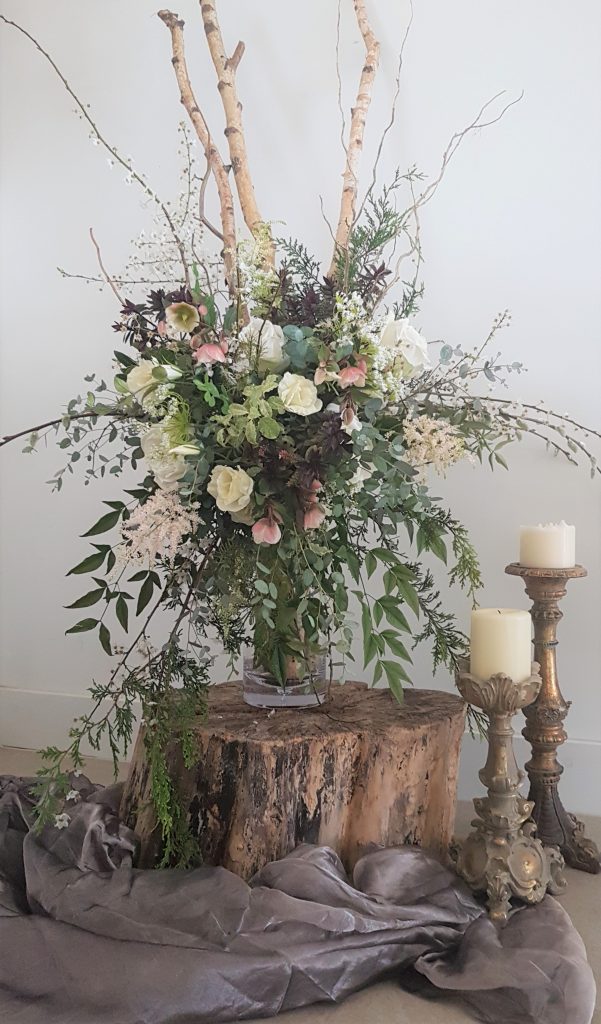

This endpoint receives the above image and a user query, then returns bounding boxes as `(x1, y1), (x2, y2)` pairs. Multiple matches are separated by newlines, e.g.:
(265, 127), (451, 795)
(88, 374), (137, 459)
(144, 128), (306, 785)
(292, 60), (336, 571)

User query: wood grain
(121, 682), (466, 878)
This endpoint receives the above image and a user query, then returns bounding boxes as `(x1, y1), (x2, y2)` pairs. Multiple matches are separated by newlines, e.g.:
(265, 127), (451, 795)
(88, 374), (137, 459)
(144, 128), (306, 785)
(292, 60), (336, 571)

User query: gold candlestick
(505, 563), (600, 873)
(455, 660), (565, 925)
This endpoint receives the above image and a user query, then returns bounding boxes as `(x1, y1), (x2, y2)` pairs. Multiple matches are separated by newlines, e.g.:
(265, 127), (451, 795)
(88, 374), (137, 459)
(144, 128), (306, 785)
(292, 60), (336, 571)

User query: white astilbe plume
(121, 492), (199, 566)
(403, 415), (466, 480)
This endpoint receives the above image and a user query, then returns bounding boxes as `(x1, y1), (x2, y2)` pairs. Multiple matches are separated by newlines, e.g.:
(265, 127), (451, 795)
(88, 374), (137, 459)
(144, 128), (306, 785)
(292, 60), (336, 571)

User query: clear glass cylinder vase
(242, 652), (328, 708)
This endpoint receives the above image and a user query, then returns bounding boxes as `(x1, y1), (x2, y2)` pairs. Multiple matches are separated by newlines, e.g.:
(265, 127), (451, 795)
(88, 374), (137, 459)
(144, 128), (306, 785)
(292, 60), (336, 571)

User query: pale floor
(1, 746), (599, 1024)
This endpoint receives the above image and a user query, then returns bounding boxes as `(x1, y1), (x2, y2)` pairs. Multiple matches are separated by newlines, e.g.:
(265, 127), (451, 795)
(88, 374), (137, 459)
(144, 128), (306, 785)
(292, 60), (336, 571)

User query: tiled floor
(1, 745), (598, 1023)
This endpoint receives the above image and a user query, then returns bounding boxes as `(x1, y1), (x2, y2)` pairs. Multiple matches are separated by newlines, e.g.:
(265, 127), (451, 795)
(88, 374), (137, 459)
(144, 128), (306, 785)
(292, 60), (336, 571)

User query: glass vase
(242, 652), (328, 708)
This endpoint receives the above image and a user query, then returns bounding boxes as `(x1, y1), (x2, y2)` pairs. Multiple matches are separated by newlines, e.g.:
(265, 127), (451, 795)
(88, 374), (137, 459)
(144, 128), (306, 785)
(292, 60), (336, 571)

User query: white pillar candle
(470, 608), (532, 682)
(519, 521), (576, 569)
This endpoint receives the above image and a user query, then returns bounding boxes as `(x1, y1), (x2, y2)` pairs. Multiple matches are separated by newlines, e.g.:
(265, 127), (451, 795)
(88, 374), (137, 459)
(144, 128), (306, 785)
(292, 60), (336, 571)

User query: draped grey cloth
(0, 775), (595, 1024)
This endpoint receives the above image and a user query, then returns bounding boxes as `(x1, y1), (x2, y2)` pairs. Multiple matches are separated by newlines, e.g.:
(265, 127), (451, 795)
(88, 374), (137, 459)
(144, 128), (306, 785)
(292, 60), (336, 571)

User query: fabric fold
(0, 775), (595, 1024)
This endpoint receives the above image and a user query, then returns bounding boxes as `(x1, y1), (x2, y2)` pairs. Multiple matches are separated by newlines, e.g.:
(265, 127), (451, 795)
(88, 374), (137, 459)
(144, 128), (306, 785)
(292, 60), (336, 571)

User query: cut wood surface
(121, 682), (466, 878)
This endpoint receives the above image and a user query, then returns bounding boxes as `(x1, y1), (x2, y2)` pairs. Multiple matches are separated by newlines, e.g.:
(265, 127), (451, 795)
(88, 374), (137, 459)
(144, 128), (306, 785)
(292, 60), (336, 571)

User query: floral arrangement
(2, 5), (599, 865)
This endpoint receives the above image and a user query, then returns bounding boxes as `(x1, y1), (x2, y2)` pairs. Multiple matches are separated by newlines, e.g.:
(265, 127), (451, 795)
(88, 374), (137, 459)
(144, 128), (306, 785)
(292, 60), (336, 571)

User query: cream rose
(207, 465), (254, 513)
(278, 372), (322, 416)
(379, 317), (431, 378)
(126, 361), (156, 407)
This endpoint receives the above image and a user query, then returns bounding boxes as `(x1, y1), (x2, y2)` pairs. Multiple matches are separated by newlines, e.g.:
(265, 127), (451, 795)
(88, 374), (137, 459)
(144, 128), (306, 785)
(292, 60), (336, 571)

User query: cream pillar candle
(519, 521), (576, 569)
(470, 608), (532, 683)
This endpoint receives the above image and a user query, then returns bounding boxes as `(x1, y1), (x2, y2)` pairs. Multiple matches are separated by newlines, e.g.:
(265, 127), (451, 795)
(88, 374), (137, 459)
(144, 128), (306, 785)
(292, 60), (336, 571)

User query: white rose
(153, 458), (187, 492)
(241, 317), (288, 372)
(141, 425), (187, 492)
(278, 372), (323, 416)
(126, 361), (156, 407)
(140, 425), (166, 458)
(379, 317), (431, 378)
(207, 465), (254, 513)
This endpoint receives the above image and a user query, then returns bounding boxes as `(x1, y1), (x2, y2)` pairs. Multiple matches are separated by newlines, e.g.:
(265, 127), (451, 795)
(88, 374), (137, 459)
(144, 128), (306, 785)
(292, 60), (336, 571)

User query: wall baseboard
(1, 686), (600, 817)
(0, 687), (140, 760)
(458, 733), (601, 817)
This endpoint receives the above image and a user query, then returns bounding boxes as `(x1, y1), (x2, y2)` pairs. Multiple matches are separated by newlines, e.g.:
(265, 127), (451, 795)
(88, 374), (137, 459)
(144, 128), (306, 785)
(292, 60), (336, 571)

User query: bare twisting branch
(89, 228), (124, 305)
(415, 90), (524, 211)
(199, 0), (272, 259)
(329, 0), (380, 279)
(158, 9), (237, 289)
(198, 161), (225, 241)
(0, 411), (140, 449)
(374, 91), (523, 308)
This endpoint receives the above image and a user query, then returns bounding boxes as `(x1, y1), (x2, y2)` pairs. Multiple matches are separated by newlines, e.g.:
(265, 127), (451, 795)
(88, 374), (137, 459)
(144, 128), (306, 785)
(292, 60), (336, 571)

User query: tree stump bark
(121, 682), (466, 878)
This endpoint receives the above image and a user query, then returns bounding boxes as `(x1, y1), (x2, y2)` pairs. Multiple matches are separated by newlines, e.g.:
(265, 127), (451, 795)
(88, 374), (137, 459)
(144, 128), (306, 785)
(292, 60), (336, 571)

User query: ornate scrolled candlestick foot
(455, 661), (566, 925)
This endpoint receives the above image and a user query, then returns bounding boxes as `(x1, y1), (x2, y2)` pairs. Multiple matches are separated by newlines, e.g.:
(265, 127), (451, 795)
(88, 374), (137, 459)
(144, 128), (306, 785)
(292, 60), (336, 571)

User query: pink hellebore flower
(338, 357), (367, 389)
(252, 516), (282, 545)
(157, 320), (167, 338)
(302, 480), (325, 529)
(193, 342), (227, 365)
(198, 304), (209, 317)
(303, 505), (326, 530)
(314, 362), (339, 386)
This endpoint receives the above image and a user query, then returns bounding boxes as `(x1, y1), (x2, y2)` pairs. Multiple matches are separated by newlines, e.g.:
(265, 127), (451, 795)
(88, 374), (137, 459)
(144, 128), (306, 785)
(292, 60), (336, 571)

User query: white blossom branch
(0, 15), (190, 287)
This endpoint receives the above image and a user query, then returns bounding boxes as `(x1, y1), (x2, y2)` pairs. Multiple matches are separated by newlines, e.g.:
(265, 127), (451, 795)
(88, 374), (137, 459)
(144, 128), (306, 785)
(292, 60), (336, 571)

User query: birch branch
(199, 0), (271, 258)
(328, 0), (380, 280)
(158, 10), (237, 290)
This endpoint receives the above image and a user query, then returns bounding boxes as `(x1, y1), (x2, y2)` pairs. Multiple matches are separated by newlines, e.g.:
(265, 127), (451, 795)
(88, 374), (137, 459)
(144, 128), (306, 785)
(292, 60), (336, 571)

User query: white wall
(1, 1), (600, 811)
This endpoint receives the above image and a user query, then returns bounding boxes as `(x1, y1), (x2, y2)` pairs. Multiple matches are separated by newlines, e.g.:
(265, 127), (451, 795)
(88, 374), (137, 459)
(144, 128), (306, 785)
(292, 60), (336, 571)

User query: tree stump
(121, 682), (466, 878)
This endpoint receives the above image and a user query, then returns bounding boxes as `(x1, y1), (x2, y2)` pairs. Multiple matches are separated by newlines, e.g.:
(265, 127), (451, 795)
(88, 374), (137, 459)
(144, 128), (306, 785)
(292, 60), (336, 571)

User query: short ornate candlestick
(455, 660), (565, 925)
(506, 564), (600, 874)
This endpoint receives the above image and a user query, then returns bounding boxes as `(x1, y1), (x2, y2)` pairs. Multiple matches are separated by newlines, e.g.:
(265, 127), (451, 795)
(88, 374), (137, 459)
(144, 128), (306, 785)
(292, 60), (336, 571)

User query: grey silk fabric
(0, 775), (595, 1024)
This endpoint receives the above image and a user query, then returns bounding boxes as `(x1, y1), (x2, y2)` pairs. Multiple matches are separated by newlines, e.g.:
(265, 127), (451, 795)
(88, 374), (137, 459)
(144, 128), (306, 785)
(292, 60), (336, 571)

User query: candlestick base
(455, 662), (566, 925)
(505, 563), (600, 874)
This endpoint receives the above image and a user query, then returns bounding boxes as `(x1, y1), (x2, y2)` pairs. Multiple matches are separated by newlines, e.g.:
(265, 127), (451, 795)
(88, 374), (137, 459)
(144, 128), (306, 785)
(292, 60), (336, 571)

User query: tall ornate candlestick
(505, 563), (600, 873)
(455, 660), (565, 925)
